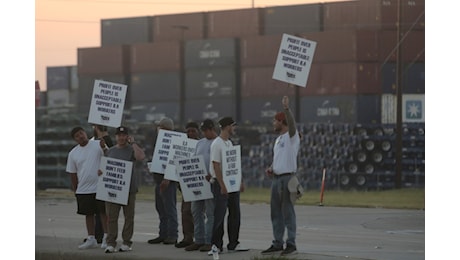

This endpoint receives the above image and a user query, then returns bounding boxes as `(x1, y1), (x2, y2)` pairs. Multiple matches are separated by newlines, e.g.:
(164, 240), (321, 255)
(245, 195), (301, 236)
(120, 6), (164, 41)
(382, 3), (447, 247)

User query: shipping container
(185, 68), (237, 99)
(184, 38), (238, 69)
(101, 16), (153, 46)
(381, 62), (425, 94)
(153, 12), (205, 42)
(130, 42), (181, 73)
(77, 75), (129, 116)
(130, 72), (180, 103)
(47, 89), (70, 107)
(47, 66), (70, 90)
(207, 8), (263, 38)
(240, 96), (298, 125)
(78, 46), (131, 76)
(300, 94), (381, 124)
(380, 0), (425, 30)
(301, 30), (379, 62)
(184, 98), (236, 122)
(380, 94), (424, 123)
(308, 62), (381, 95)
(241, 67), (296, 98)
(323, 0), (390, 31)
(378, 30), (425, 62)
(70, 66), (79, 90)
(130, 101), (180, 123)
(240, 34), (282, 67)
(264, 3), (323, 35)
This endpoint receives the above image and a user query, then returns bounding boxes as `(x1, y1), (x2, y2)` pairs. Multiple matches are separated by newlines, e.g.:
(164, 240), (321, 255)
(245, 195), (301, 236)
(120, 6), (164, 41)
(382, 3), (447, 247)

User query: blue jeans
(270, 174), (296, 248)
(154, 174), (178, 239)
(191, 197), (215, 244)
(211, 181), (241, 250)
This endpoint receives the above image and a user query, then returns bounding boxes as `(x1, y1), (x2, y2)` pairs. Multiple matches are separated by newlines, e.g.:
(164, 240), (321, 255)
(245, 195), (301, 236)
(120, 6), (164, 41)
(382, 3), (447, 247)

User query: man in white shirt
(262, 96), (300, 256)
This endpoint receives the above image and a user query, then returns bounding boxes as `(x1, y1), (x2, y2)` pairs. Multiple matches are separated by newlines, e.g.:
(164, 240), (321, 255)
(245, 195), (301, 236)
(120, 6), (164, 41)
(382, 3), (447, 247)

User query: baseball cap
(274, 111), (286, 122)
(200, 119), (215, 130)
(218, 117), (236, 128)
(115, 126), (129, 135)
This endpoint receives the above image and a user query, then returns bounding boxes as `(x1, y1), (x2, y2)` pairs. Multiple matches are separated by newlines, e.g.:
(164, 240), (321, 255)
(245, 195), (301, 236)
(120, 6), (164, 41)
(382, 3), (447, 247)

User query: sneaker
(185, 243), (203, 251)
(119, 244), (132, 252)
(147, 237), (164, 244)
(199, 244), (212, 252)
(232, 243), (249, 252)
(261, 245), (283, 255)
(163, 238), (177, 245)
(105, 245), (115, 253)
(100, 237), (107, 249)
(280, 245), (297, 256)
(78, 237), (98, 249)
(207, 246), (222, 256)
(175, 240), (192, 248)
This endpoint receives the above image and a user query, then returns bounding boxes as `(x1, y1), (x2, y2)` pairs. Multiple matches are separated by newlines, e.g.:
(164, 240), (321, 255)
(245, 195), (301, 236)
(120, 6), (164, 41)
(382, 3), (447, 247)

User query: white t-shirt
(209, 136), (233, 178)
(66, 139), (104, 194)
(272, 131), (300, 175)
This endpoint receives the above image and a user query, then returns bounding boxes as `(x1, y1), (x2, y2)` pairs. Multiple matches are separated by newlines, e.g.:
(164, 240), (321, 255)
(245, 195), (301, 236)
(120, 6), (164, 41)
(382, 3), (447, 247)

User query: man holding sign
(209, 117), (247, 254)
(262, 96), (301, 256)
(101, 126), (145, 253)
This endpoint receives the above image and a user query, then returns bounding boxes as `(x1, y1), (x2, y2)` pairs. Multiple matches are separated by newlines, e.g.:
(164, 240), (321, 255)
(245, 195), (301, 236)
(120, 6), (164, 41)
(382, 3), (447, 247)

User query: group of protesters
(65, 95), (301, 256)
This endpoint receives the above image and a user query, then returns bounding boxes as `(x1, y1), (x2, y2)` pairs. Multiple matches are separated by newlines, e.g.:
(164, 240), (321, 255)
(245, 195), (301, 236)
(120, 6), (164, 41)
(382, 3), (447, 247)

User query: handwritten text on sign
(150, 129), (187, 174)
(272, 34), (316, 87)
(88, 80), (127, 128)
(96, 157), (133, 205)
(164, 136), (198, 181)
(222, 145), (242, 193)
(175, 155), (213, 202)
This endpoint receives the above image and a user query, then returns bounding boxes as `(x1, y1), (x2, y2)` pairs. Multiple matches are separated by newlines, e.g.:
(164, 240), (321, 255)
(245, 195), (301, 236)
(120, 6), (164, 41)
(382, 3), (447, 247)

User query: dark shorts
(75, 193), (106, 216)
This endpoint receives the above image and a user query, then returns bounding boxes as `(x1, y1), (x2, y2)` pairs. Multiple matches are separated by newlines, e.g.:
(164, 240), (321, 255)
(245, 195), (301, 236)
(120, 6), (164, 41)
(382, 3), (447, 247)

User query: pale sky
(35, 0), (344, 91)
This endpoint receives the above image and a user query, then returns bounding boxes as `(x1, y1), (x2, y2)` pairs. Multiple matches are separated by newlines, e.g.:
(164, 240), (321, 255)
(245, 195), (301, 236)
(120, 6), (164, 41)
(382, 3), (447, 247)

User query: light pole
(173, 25), (189, 127)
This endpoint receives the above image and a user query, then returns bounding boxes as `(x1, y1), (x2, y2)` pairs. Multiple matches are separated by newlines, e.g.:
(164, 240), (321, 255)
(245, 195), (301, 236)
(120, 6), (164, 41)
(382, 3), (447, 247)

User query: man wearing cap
(185, 119), (217, 252)
(209, 117), (247, 253)
(101, 126), (145, 253)
(147, 117), (179, 245)
(175, 122), (201, 249)
(66, 126), (108, 250)
(261, 96), (301, 256)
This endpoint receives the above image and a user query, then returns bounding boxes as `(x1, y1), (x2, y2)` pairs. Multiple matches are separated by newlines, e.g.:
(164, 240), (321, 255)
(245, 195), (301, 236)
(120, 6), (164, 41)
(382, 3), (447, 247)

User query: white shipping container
(47, 89), (70, 107)
(381, 94), (396, 124)
(381, 94), (425, 124)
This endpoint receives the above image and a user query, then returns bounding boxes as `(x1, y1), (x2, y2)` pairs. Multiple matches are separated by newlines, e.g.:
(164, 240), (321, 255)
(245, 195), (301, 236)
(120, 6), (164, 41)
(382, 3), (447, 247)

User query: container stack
(38, 0), (425, 190)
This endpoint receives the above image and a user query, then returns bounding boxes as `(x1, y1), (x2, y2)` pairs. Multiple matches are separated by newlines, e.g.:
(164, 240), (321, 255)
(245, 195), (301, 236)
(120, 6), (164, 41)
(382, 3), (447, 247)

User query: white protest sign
(164, 136), (198, 181)
(272, 33), (316, 87)
(88, 79), (127, 128)
(175, 155), (213, 202)
(222, 145), (242, 193)
(96, 157), (133, 205)
(150, 129), (187, 174)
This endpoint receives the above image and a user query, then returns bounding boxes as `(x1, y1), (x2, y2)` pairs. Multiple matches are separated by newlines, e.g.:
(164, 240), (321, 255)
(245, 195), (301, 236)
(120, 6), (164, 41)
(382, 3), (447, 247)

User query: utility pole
(173, 25), (189, 128)
(395, 0), (403, 188)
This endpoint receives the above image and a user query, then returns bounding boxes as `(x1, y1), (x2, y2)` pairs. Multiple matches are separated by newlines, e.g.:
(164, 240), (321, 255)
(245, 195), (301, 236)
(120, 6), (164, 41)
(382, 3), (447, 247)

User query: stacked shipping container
(50, 0), (424, 125)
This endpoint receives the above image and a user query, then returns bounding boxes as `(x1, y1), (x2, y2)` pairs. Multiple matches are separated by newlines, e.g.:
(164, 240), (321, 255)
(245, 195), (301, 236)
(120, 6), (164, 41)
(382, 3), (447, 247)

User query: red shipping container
(153, 12), (205, 42)
(241, 67), (296, 98)
(130, 42), (181, 73)
(301, 30), (379, 62)
(78, 46), (130, 75)
(378, 30), (425, 63)
(240, 34), (282, 67)
(310, 62), (381, 95)
(323, 0), (381, 31)
(207, 8), (263, 38)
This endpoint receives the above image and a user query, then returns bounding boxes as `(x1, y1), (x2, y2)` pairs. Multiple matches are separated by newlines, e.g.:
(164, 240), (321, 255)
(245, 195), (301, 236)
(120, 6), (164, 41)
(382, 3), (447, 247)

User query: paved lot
(36, 198), (424, 260)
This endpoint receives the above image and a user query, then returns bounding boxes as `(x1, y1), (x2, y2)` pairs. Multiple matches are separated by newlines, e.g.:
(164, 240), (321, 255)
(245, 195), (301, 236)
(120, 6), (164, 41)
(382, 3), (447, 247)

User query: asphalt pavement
(36, 198), (424, 260)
